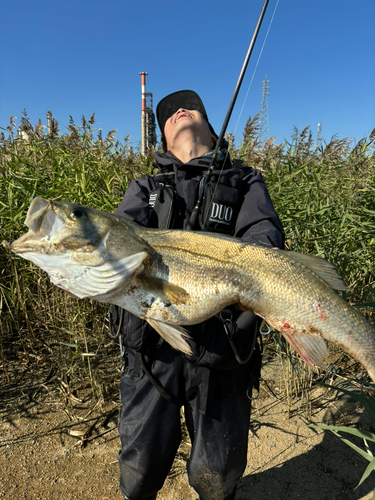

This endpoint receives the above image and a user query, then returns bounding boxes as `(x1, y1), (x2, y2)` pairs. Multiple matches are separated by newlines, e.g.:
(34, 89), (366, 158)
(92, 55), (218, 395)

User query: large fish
(5, 196), (375, 382)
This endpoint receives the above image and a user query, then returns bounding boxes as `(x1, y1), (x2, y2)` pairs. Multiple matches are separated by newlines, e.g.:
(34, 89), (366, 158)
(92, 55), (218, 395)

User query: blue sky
(1, 0), (374, 150)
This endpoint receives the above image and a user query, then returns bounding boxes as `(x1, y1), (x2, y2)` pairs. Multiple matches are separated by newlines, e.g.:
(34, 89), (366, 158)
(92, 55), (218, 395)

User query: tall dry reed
(1, 111), (374, 400)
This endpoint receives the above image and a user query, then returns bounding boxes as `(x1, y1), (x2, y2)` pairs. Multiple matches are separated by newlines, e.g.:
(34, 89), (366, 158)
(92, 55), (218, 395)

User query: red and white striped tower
(139, 72), (148, 155)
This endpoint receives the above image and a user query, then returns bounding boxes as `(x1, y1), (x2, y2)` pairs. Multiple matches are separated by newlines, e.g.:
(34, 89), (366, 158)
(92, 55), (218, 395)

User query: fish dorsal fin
(282, 330), (328, 370)
(138, 275), (190, 305)
(285, 251), (347, 291)
(146, 319), (192, 354)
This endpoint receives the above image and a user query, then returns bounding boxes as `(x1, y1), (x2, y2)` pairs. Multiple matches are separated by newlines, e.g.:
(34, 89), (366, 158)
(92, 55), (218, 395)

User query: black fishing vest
(148, 159), (246, 233)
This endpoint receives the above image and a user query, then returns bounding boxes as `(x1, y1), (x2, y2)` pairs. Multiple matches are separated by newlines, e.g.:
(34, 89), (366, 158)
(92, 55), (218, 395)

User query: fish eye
(70, 209), (87, 220)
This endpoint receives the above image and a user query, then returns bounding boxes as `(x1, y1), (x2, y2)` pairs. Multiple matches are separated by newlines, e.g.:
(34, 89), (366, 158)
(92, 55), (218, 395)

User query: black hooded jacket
(112, 150), (284, 369)
(116, 150), (284, 247)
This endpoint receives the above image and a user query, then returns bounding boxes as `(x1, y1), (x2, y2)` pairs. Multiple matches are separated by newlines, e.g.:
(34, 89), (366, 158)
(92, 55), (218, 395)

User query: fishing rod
(186, 0), (270, 231)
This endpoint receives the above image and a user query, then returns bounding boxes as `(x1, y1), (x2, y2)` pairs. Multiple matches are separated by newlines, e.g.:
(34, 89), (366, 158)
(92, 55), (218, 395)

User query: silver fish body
(6, 197), (375, 383)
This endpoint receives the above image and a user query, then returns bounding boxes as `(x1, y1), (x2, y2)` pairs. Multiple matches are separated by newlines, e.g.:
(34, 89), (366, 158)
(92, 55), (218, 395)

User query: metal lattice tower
(144, 92), (157, 151)
(258, 75), (269, 142)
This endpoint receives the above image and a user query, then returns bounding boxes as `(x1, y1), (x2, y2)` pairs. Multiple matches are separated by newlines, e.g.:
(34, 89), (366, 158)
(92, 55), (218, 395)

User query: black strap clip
(220, 310), (257, 365)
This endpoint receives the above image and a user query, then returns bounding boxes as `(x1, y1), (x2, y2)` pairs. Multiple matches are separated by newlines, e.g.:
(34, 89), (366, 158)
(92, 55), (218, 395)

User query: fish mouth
(24, 196), (52, 232)
(8, 197), (66, 254)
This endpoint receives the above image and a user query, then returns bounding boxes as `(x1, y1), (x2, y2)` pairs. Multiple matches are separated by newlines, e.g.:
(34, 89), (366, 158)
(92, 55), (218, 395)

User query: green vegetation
(1, 111), (374, 390)
(240, 116), (375, 306)
(311, 384), (375, 499)
(0, 112), (153, 393)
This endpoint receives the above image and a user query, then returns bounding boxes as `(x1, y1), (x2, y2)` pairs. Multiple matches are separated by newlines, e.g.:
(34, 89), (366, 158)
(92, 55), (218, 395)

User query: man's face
(163, 108), (214, 150)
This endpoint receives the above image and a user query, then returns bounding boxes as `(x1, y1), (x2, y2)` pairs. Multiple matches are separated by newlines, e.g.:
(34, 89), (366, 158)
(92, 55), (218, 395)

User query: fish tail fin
(146, 319), (192, 355)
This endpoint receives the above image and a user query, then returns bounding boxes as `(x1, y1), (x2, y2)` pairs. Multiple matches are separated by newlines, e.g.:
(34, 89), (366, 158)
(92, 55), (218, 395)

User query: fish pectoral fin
(147, 319), (192, 355)
(138, 276), (190, 305)
(285, 251), (347, 291)
(282, 330), (328, 370)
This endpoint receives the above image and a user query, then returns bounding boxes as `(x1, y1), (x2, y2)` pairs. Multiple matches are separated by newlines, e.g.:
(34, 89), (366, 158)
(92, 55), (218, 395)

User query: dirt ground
(1, 347), (375, 500)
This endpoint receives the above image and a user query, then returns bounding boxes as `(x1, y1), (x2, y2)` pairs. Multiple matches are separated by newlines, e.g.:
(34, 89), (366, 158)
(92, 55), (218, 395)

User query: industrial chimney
(139, 72), (156, 155)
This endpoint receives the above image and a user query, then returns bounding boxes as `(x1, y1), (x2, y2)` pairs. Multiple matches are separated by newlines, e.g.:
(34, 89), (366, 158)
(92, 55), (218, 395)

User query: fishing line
(232, 0), (279, 140)
(201, 0), (279, 229)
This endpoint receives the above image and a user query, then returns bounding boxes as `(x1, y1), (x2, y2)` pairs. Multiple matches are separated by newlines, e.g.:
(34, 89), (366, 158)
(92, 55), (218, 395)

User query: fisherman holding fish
(8, 91), (375, 498)
(111, 90), (284, 500)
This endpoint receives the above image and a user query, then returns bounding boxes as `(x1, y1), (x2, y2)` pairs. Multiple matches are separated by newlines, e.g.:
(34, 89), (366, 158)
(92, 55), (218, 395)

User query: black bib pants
(118, 342), (255, 500)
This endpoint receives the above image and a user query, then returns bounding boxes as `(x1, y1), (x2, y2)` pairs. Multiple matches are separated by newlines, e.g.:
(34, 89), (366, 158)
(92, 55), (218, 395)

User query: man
(111, 90), (284, 500)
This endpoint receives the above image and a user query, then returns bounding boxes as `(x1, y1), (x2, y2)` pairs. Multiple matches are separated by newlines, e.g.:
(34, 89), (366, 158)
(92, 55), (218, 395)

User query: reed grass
(238, 117), (375, 400)
(0, 113), (153, 392)
(1, 111), (374, 402)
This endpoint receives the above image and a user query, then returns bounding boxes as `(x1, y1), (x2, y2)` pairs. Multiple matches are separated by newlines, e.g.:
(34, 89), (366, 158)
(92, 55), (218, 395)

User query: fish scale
(6, 196), (375, 383)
